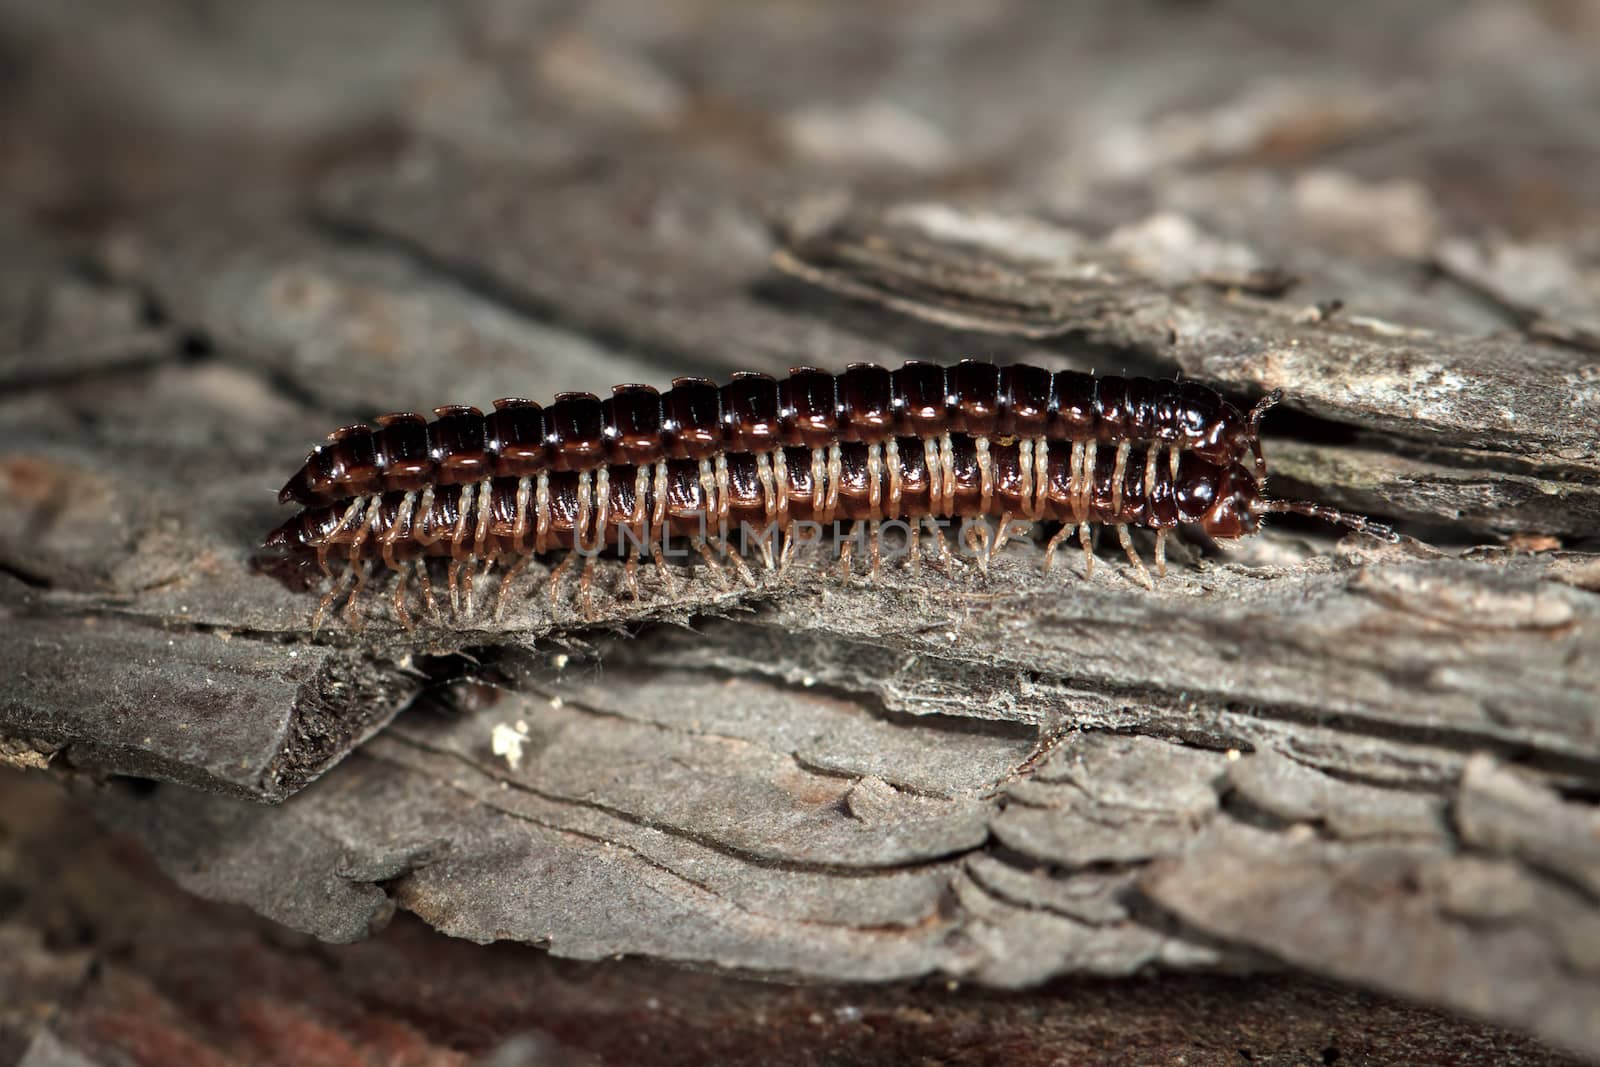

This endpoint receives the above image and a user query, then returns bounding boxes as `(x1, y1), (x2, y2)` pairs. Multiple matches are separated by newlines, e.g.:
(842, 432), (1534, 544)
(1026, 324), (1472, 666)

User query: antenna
(1264, 499), (1401, 544)
(1247, 388), (1283, 480)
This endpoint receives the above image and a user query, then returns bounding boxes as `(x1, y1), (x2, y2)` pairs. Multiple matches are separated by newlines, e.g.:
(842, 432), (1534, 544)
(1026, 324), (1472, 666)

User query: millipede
(263, 359), (1398, 629)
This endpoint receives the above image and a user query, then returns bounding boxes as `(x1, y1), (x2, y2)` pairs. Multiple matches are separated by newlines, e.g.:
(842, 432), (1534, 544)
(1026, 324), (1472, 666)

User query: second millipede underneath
(263, 360), (1398, 629)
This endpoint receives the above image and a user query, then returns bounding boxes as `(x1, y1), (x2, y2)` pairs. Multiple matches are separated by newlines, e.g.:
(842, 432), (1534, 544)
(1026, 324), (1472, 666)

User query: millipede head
(1196, 463), (1264, 539)
(1194, 457), (1397, 545)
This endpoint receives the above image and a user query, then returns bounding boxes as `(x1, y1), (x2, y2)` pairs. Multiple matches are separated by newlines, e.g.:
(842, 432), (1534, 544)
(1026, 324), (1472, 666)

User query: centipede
(263, 359), (1397, 630)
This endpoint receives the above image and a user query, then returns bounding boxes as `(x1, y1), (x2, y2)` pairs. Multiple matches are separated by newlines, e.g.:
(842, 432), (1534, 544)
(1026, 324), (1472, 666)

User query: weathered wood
(0, 347), (420, 799)
(4, 0), (1600, 1061)
(0, 603), (411, 800)
(6, 771), (1575, 1067)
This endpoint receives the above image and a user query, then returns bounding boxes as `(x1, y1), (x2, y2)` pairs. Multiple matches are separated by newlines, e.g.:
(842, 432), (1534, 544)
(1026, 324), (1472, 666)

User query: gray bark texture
(1, 773), (1575, 1067)
(2, 0), (1599, 1063)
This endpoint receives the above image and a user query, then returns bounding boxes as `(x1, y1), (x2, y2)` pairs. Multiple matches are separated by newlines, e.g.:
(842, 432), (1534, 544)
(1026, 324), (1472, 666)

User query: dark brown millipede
(263, 360), (1396, 630)
(277, 360), (1280, 507)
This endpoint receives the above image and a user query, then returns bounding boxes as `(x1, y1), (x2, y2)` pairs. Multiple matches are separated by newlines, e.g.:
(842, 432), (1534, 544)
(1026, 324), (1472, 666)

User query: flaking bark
(3, 0), (1600, 1061)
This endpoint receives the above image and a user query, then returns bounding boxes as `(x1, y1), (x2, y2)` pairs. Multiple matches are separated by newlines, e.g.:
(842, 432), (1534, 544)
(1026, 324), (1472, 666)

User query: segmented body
(277, 360), (1273, 507)
(265, 362), (1393, 629)
(269, 436), (1251, 560)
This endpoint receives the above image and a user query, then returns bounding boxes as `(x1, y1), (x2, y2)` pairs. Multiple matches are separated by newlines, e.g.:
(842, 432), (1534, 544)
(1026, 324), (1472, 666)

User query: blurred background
(7, 0), (1600, 414)
(6, 1), (1600, 262)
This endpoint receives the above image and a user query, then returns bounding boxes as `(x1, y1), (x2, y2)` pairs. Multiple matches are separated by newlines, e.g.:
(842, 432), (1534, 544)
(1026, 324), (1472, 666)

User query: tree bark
(2, 0), (1599, 1061)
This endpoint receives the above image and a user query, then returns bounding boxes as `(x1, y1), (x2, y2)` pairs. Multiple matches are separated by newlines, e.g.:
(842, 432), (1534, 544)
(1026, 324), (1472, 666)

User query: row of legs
(310, 516), (1173, 633)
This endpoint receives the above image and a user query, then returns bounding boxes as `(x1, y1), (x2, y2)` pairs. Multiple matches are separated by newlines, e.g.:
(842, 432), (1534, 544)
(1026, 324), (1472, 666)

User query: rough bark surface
(3, 0), (1599, 1062)
(4, 771), (1577, 1067)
